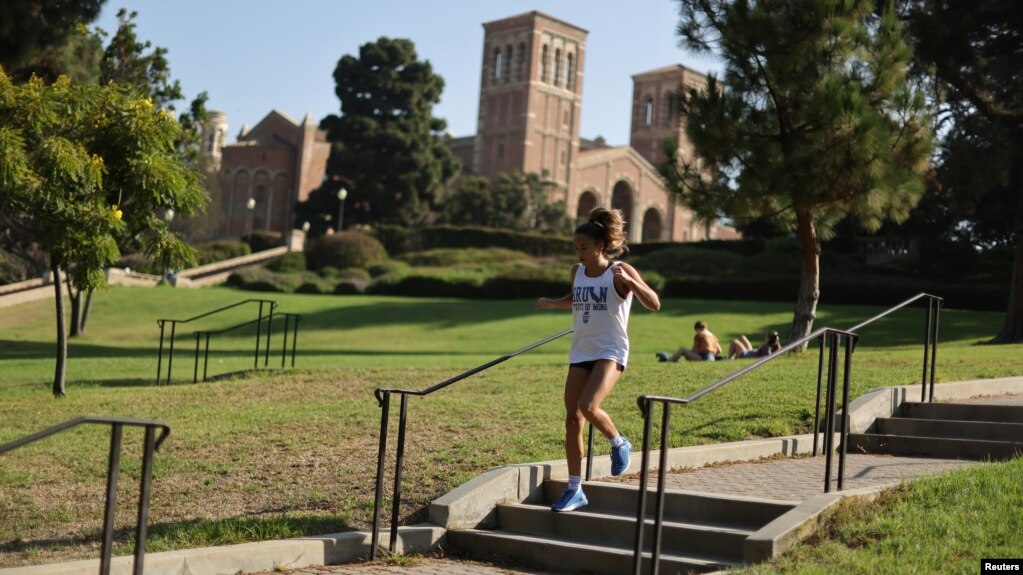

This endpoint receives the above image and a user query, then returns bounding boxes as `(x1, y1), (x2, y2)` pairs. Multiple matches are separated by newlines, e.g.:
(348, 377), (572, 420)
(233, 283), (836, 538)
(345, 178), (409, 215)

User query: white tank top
(569, 262), (633, 367)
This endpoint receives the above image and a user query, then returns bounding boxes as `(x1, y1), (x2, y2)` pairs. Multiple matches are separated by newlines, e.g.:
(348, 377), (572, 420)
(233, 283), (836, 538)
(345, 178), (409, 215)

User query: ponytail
(575, 207), (628, 257)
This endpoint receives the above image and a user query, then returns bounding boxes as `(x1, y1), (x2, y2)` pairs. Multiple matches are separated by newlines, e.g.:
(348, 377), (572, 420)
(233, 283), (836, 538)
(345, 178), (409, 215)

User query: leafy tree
(319, 37), (460, 226)
(0, 70), (206, 396)
(0, 0), (105, 81)
(440, 171), (572, 234)
(100, 8), (182, 107)
(661, 0), (932, 346)
(901, 0), (1023, 343)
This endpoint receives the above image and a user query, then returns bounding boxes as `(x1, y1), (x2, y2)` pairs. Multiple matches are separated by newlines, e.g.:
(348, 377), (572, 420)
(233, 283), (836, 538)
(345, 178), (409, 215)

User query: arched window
(553, 48), (562, 86)
(504, 45), (512, 82)
(540, 45), (549, 82)
(645, 97), (654, 126)
(566, 53), (575, 91)
(493, 47), (502, 82)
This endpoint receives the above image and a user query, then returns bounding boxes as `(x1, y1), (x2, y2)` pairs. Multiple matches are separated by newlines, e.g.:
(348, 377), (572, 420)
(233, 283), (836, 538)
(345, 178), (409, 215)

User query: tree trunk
(992, 159), (1023, 343)
(80, 289), (94, 336)
(789, 207), (821, 350)
(51, 254), (67, 397)
(67, 274), (81, 337)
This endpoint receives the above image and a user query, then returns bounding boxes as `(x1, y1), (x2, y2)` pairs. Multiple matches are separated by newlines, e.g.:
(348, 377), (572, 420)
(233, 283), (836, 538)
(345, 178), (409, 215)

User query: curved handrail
(631, 326), (859, 575)
(636, 326), (859, 414)
(370, 328), (573, 560)
(846, 292), (943, 333)
(1, 416), (171, 575)
(374, 328), (573, 404)
(156, 298), (277, 327)
(156, 299), (278, 384)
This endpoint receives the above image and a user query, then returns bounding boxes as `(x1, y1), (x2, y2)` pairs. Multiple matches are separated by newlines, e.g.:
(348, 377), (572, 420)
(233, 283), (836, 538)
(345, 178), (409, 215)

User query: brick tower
(472, 12), (587, 193)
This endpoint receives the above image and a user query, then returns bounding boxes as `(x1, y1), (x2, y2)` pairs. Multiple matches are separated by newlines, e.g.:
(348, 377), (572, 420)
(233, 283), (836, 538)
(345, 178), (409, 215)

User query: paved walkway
(248, 393), (1023, 575)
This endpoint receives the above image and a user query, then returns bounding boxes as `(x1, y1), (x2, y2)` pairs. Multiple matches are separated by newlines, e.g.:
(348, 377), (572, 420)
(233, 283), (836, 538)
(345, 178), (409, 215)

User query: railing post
(813, 334), (826, 456)
(133, 426), (156, 575)
(929, 300), (941, 402)
(370, 392), (391, 560)
(100, 424), (123, 575)
(281, 315), (290, 368)
(254, 302), (264, 369)
(822, 332), (839, 493)
(650, 402), (671, 575)
(921, 298), (933, 402)
(202, 334), (211, 382)
(166, 322), (176, 384)
(389, 394), (410, 552)
(264, 307), (273, 368)
(585, 423), (594, 481)
(156, 321), (165, 385)
(291, 316), (300, 368)
(633, 397), (654, 575)
(838, 335), (854, 491)
(193, 333), (201, 383)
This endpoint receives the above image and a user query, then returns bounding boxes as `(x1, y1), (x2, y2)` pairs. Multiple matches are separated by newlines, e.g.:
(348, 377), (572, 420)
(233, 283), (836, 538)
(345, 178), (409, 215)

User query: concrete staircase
(446, 479), (795, 574)
(849, 402), (1023, 460)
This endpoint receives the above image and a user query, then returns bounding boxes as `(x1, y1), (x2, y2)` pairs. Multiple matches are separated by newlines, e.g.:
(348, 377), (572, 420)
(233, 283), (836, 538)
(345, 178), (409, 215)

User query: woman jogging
(536, 207), (661, 512)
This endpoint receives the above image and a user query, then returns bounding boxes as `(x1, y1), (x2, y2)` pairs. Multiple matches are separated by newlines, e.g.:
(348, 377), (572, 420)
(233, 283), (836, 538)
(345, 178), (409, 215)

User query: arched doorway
(611, 181), (633, 238)
(576, 190), (598, 226)
(642, 208), (663, 242)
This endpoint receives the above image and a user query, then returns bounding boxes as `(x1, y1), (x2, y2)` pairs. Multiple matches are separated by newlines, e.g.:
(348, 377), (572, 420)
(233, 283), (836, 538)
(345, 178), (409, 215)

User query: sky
(94, 1), (721, 147)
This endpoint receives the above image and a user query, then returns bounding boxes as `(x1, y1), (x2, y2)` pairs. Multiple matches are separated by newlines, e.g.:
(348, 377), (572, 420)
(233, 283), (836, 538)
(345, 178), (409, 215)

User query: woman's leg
(669, 346), (702, 362)
(563, 366), (591, 477)
(577, 360), (624, 439)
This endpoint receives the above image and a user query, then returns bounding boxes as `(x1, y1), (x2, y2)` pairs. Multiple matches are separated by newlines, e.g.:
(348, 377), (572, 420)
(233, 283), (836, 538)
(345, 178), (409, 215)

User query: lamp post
(337, 188), (348, 233)
(244, 197), (256, 239)
(162, 208), (175, 282)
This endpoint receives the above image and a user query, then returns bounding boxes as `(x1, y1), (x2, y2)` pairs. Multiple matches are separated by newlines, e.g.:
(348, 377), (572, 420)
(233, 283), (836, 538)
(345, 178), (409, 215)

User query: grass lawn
(745, 457), (1023, 575)
(0, 285), (1020, 568)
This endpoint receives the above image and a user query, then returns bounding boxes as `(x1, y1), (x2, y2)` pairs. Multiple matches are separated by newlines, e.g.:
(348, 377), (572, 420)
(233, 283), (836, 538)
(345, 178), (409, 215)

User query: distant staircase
(447, 479), (795, 574)
(849, 401), (1023, 460)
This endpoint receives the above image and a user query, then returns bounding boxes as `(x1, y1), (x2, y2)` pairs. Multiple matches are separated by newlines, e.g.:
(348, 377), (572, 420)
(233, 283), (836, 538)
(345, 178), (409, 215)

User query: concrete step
(447, 528), (732, 575)
(898, 402), (1023, 423)
(848, 433), (1023, 460)
(544, 480), (795, 530)
(498, 503), (752, 561)
(875, 417), (1023, 442)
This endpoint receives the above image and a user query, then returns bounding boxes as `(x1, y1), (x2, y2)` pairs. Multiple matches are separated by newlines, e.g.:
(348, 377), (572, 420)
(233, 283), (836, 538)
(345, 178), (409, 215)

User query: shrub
(481, 266), (570, 299)
(245, 230), (284, 252)
(370, 224), (420, 256)
(334, 279), (368, 295)
(420, 225), (572, 256)
(114, 253), (159, 275)
(400, 247), (531, 268)
(630, 247), (746, 278)
(368, 260), (410, 278)
(195, 241), (251, 265)
(266, 252), (307, 273)
(296, 277), (334, 295)
(306, 232), (388, 271)
(628, 238), (765, 258)
(227, 268), (305, 293)
(367, 269), (486, 298)
(337, 268), (372, 282)
(0, 253), (28, 284)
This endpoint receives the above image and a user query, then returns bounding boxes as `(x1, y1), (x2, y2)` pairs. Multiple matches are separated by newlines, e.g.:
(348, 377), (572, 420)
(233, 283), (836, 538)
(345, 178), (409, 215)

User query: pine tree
(662, 0), (932, 346)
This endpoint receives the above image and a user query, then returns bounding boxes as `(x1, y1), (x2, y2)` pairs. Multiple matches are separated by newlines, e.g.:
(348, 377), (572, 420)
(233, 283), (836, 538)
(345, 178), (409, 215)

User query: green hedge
(265, 252), (307, 273)
(305, 232), (388, 271)
(195, 241), (251, 265)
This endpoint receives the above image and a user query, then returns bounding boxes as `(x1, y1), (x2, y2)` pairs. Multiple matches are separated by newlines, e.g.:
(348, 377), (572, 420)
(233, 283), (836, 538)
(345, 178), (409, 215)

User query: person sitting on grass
(655, 320), (722, 362)
(728, 330), (782, 359)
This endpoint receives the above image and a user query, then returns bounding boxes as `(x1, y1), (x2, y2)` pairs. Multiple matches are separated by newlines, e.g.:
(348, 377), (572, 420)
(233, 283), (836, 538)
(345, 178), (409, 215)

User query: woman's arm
(612, 262), (661, 311)
(536, 264), (578, 310)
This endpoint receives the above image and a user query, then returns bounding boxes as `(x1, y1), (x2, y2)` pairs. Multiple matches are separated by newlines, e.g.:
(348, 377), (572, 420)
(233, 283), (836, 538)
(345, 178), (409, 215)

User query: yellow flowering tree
(0, 68), (206, 396)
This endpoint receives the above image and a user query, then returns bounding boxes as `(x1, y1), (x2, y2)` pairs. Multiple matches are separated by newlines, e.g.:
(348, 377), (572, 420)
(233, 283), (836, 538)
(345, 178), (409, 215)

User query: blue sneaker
(655, 351), (669, 362)
(611, 437), (632, 476)
(550, 488), (588, 512)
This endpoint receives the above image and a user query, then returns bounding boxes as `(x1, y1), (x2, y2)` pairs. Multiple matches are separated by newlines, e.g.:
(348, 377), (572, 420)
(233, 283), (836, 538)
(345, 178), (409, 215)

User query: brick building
(202, 109), (330, 240)
(449, 11), (738, 242)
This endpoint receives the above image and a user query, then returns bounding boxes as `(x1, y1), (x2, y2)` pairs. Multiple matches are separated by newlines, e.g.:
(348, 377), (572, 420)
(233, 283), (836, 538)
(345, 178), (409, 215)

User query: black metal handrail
(845, 293), (943, 402)
(370, 328), (573, 559)
(191, 312), (302, 382)
(0, 417), (171, 575)
(156, 299), (277, 384)
(631, 327), (859, 575)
